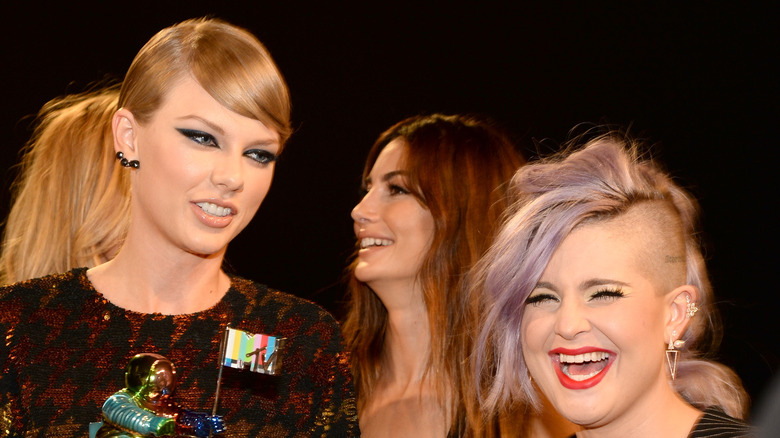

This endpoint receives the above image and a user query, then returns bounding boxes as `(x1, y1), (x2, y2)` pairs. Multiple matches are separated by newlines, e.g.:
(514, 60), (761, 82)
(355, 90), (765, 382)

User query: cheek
(614, 299), (664, 332)
(144, 144), (204, 188)
(411, 207), (435, 245)
(521, 313), (550, 357)
(387, 204), (431, 236)
(422, 215), (435, 243)
(597, 305), (663, 357)
(244, 171), (275, 206)
(521, 317), (555, 387)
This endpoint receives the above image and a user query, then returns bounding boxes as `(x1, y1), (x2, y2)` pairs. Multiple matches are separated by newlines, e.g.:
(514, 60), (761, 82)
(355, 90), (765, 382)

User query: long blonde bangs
(189, 24), (292, 147)
(119, 18), (291, 148)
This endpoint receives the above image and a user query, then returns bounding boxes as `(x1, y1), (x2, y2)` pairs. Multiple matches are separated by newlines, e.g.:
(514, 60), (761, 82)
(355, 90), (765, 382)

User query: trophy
(89, 326), (285, 437)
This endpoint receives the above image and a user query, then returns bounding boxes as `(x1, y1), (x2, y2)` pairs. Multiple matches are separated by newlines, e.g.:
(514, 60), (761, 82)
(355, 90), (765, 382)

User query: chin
(552, 398), (608, 429)
(352, 265), (376, 283)
(183, 239), (231, 258)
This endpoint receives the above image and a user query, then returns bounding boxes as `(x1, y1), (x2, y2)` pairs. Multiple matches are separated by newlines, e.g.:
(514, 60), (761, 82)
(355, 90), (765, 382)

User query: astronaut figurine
(96, 353), (225, 437)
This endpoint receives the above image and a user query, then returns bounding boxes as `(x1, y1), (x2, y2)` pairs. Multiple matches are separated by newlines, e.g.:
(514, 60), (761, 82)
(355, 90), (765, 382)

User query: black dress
(688, 407), (753, 437)
(0, 268), (359, 437)
(564, 407), (752, 438)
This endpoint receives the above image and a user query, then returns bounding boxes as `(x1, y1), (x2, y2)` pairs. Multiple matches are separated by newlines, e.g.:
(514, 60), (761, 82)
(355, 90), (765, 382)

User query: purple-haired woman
(472, 132), (752, 437)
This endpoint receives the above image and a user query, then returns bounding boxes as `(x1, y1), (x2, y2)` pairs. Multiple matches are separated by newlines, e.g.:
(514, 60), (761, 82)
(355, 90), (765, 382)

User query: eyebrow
(382, 170), (407, 182)
(534, 282), (558, 292)
(177, 115), (279, 148)
(364, 170), (408, 186)
(581, 278), (631, 289)
(534, 278), (631, 291)
(179, 115), (225, 135)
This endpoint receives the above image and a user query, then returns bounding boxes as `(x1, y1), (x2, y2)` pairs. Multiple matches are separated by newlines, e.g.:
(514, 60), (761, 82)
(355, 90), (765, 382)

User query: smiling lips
(193, 201), (234, 228)
(197, 201), (232, 217)
(359, 237), (393, 249)
(550, 348), (616, 389)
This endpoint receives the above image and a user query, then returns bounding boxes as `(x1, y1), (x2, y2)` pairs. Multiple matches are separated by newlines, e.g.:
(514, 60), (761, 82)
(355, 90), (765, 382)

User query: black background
(1, 2), (776, 416)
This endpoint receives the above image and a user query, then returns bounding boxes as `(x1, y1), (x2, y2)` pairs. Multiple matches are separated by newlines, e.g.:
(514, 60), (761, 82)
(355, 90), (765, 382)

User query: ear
(665, 284), (700, 344)
(112, 108), (138, 156)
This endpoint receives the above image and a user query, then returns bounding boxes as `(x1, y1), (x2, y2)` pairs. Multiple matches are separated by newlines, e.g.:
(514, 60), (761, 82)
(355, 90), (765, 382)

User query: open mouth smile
(359, 237), (393, 249)
(550, 348), (615, 389)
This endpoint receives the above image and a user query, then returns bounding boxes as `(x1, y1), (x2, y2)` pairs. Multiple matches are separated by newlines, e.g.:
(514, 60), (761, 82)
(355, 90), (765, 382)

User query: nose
(351, 189), (377, 224)
(554, 298), (591, 340)
(212, 154), (244, 193)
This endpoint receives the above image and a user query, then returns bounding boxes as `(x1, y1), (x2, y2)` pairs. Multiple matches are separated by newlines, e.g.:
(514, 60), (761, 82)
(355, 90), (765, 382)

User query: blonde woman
(0, 18), (357, 436)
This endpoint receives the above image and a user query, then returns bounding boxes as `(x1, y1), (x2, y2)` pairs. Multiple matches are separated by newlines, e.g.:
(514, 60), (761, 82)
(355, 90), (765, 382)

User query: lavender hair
(471, 131), (748, 419)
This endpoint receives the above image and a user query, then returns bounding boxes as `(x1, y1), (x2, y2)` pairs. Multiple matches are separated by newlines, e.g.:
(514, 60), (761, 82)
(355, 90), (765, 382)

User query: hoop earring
(665, 329), (685, 380)
(116, 151), (140, 169)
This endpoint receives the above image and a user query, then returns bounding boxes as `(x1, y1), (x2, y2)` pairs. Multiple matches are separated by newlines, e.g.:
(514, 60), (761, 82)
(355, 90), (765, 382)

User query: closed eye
(589, 288), (625, 302)
(525, 293), (559, 307)
(245, 149), (278, 165)
(176, 128), (218, 147)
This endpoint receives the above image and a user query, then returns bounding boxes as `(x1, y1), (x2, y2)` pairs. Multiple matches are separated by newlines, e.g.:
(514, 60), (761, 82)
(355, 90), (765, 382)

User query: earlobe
(112, 108), (137, 154)
(664, 285), (699, 380)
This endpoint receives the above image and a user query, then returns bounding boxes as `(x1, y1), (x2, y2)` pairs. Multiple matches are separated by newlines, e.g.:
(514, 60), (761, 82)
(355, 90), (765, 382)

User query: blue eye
(245, 149), (278, 165)
(176, 128), (218, 147)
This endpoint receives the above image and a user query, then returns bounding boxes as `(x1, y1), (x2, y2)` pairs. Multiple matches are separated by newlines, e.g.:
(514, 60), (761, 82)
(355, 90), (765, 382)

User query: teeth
(565, 369), (603, 381)
(559, 351), (610, 364)
(558, 352), (611, 381)
(197, 202), (232, 217)
(360, 237), (393, 249)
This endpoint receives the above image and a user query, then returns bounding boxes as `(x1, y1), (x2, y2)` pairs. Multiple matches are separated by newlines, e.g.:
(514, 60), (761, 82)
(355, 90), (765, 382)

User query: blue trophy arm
(101, 392), (175, 436)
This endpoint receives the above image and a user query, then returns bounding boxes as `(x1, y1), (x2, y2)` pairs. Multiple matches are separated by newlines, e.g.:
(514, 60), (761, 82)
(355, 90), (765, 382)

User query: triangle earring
(666, 330), (686, 380)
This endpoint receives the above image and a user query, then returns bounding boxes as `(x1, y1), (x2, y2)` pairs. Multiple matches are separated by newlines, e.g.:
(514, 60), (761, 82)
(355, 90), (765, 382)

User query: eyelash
(524, 288), (626, 306)
(245, 149), (278, 165)
(589, 288), (625, 301)
(358, 183), (411, 198)
(525, 293), (558, 306)
(176, 128), (278, 165)
(177, 128), (217, 147)
(388, 184), (410, 195)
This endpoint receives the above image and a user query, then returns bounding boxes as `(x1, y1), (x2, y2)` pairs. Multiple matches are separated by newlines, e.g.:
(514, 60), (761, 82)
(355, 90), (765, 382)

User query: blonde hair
(120, 17), (291, 146)
(1, 18), (291, 285)
(1, 87), (129, 285)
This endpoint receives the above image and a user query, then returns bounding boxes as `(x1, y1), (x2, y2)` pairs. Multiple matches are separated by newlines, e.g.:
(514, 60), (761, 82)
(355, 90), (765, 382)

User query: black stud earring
(116, 151), (140, 169)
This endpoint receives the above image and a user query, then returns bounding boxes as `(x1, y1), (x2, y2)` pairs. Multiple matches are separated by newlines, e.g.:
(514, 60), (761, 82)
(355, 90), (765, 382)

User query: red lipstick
(549, 347), (616, 390)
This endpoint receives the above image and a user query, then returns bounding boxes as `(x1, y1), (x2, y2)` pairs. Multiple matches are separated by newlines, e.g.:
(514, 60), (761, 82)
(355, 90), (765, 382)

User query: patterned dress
(0, 268), (358, 437)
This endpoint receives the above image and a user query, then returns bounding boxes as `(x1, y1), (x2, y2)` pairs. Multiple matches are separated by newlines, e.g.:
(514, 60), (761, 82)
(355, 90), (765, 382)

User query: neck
(361, 282), (451, 435)
(381, 303), (433, 385)
(577, 377), (701, 438)
(367, 277), (434, 385)
(87, 230), (229, 315)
